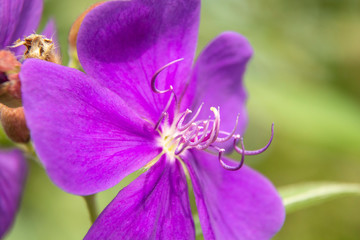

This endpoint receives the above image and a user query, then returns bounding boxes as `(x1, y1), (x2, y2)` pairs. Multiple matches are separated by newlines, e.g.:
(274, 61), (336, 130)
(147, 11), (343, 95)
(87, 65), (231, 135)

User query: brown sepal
(0, 104), (30, 143)
(68, 1), (105, 50)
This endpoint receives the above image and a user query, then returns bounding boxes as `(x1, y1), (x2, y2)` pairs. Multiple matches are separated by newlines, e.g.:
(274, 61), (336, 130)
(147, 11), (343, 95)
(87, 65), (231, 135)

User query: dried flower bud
(68, 2), (105, 51)
(13, 34), (61, 64)
(0, 104), (30, 143)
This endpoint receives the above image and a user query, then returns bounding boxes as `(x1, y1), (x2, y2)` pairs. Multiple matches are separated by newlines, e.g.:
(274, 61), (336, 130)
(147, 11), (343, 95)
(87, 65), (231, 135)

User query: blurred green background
(3, 0), (360, 239)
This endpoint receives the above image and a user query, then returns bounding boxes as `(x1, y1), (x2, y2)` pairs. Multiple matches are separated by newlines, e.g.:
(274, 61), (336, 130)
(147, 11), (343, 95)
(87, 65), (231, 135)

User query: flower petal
(77, 0), (200, 123)
(185, 150), (285, 240)
(21, 59), (160, 195)
(190, 32), (252, 139)
(85, 156), (194, 240)
(0, 0), (43, 53)
(41, 18), (60, 52)
(0, 149), (27, 239)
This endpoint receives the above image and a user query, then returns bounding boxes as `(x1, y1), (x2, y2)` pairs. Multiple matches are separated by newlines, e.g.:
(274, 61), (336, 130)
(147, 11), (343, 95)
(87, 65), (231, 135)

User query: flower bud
(0, 50), (21, 73)
(0, 50), (22, 105)
(0, 104), (29, 143)
(13, 34), (61, 64)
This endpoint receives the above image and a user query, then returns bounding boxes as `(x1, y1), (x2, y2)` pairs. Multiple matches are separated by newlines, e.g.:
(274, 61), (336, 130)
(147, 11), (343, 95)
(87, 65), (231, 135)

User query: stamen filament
(177, 103), (204, 131)
(151, 58), (184, 94)
(189, 119), (210, 146)
(234, 123), (274, 155)
(216, 114), (239, 143)
(219, 137), (245, 171)
(196, 107), (220, 150)
(154, 90), (176, 130)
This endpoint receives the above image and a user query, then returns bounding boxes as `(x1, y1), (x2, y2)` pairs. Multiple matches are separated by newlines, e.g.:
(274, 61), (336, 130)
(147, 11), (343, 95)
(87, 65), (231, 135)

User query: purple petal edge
(77, 0), (200, 123)
(0, 0), (43, 56)
(185, 150), (285, 240)
(189, 32), (252, 150)
(41, 18), (60, 57)
(21, 59), (160, 195)
(85, 156), (195, 240)
(0, 149), (27, 239)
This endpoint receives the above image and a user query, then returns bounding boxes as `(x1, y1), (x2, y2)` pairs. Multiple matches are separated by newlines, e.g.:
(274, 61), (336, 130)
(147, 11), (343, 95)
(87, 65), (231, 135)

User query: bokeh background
(2, 0), (360, 239)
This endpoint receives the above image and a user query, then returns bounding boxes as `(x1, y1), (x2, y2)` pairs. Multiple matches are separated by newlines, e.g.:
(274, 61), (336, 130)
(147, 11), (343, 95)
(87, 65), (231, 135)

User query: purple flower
(0, 0), (58, 57)
(0, 0), (43, 53)
(0, 0), (57, 84)
(0, 150), (27, 239)
(20, 0), (285, 239)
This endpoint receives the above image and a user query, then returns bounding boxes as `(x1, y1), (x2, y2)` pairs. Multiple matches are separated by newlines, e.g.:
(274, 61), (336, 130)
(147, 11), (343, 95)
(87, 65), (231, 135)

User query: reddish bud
(0, 50), (21, 72)
(0, 104), (30, 143)
(68, 2), (105, 51)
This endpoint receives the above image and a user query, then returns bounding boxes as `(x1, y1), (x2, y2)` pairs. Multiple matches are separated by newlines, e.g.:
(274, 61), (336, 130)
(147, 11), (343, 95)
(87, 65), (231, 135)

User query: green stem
(83, 194), (98, 223)
(17, 141), (41, 166)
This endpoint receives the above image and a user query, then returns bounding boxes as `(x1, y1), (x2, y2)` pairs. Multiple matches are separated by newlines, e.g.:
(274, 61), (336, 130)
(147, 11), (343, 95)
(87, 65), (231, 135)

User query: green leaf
(279, 182), (360, 214)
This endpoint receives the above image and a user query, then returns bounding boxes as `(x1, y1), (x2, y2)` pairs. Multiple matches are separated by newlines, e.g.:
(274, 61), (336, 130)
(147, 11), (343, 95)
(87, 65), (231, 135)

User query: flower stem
(83, 194), (98, 223)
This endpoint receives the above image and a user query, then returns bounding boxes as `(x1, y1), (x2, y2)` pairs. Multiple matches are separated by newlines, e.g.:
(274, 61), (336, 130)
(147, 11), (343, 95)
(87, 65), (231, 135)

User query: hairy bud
(13, 34), (61, 64)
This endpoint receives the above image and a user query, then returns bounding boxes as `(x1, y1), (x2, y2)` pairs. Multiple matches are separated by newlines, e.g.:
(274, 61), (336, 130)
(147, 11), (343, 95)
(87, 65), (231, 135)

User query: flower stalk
(83, 194), (98, 224)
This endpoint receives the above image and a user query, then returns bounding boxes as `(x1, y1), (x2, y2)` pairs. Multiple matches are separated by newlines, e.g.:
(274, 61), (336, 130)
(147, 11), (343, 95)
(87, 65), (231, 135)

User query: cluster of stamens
(151, 59), (274, 171)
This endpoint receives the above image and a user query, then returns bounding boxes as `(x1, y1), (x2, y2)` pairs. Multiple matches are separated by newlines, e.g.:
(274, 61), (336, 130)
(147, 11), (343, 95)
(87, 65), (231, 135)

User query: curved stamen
(183, 123), (199, 141)
(176, 109), (191, 129)
(173, 122), (198, 155)
(216, 114), (239, 143)
(154, 112), (168, 131)
(174, 140), (189, 155)
(151, 58), (184, 94)
(189, 119), (211, 146)
(154, 90), (175, 130)
(177, 103), (204, 131)
(219, 137), (245, 171)
(196, 107), (220, 150)
(234, 123), (274, 155)
(211, 107), (221, 141)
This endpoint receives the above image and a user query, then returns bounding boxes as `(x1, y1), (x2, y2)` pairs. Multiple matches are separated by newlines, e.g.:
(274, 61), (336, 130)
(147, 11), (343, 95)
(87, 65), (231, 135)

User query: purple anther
(216, 114), (239, 143)
(219, 137), (245, 171)
(177, 103), (204, 131)
(234, 123), (274, 155)
(151, 58), (184, 94)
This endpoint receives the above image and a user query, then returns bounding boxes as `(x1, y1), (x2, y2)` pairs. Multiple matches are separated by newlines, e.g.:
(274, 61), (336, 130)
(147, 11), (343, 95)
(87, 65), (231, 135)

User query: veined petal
(0, 150), (27, 239)
(77, 0), (200, 123)
(185, 150), (285, 240)
(85, 156), (194, 240)
(0, 0), (43, 54)
(21, 59), (160, 195)
(189, 32), (252, 141)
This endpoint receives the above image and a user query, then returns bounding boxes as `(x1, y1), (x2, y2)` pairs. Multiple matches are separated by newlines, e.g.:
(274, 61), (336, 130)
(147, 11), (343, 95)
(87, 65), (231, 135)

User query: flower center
(157, 105), (221, 159)
(151, 59), (274, 170)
